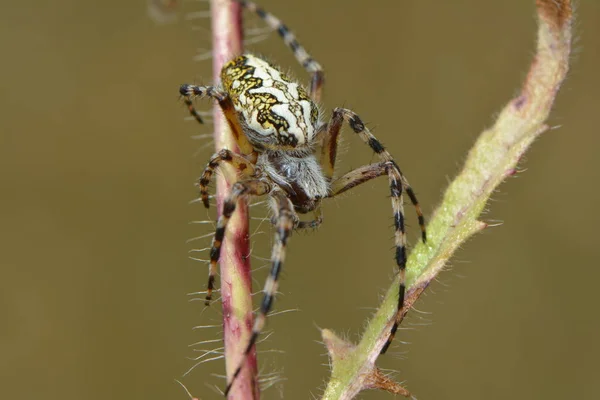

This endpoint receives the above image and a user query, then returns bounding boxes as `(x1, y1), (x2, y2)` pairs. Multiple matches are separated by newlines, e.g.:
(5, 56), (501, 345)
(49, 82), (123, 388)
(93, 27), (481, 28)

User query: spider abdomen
(221, 54), (320, 150)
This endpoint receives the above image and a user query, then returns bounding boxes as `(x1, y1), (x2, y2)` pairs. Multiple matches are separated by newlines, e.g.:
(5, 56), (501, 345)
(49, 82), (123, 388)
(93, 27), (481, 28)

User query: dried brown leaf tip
(363, 368), (412, 398)
(536, 0), (572, 31)
(322, 329), (412, 398)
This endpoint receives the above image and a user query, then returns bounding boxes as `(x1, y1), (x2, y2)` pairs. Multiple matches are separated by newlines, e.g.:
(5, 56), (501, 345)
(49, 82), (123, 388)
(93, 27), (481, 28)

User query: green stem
(322, 1), (573, 398)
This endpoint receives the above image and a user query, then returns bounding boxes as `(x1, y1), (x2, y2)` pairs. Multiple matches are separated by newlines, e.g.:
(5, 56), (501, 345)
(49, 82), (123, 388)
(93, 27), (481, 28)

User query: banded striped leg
(295, 208), (323, 230)
(236, 0), (325, 101)
(328, 162), (389, 196)
(199, 149), (256, 208)
(225, 191), (295, 396)
(324, 108), (426, 242)
(272, 216), (322, 230)
(179, 84), (257, 159)
(205, 180), (271, 305)
(328, 162), (405, 353)
(325, 108), (426, 355)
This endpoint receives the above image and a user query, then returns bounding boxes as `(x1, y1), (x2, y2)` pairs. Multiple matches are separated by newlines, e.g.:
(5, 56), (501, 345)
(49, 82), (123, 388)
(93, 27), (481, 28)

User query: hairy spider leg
(324, 108), (426, 354)
(328, 162), (412, 359)
(236, 0), (325, 101)
(320, 109), (342, 180)
(269, 208), (322, 231)
(182, 94), (207, 125)
(206, 180), (271, 305)
(179, 84), (222, 125)
(295, 207), (323, 230)
(179, 84), (257, 158)
(225, 190), (295, 396)
(199, 149), (256, 209)
(324, 108), (426, 242)
(328, 162), (389, 196)
(180, 85), (261, 305)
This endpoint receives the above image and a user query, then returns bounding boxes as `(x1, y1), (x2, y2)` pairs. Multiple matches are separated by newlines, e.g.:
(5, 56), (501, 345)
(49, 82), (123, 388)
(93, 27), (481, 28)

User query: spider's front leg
(225, 190), (296, 396)
(322, 108), (427, 355)
(236, 0), (325, 101)
(205, 180), (271, 304)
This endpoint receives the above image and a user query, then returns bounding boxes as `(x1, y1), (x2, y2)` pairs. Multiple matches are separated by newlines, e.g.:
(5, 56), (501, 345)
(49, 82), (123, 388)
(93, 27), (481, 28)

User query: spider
(179, 0), (426, 395)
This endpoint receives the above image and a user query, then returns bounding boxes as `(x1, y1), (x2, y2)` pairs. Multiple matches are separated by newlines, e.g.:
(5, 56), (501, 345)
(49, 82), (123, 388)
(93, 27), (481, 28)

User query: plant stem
(210, 1), (259, 399)
(321, 1), (573, 398)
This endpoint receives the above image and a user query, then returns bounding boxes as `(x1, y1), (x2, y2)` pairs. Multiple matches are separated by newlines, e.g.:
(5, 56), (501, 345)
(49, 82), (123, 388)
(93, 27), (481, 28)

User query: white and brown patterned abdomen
(221, 54), (320, 150)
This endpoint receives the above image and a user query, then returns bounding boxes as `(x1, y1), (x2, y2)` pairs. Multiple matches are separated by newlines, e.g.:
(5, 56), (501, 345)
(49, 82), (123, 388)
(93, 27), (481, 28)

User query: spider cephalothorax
(179, 0), (426, 396)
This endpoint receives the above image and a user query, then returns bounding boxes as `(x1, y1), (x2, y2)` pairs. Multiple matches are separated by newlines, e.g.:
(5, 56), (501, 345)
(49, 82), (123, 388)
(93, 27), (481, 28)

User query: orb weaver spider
(179, 1), (426, 395)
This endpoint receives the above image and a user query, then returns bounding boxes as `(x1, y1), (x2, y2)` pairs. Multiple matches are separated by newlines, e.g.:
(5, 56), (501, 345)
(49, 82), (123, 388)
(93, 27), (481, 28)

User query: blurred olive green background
(1, 0), (599, 399)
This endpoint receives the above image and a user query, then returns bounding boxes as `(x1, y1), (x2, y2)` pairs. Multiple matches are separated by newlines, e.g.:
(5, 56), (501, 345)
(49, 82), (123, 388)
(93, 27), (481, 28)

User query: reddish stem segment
(210, 1), (259, 399)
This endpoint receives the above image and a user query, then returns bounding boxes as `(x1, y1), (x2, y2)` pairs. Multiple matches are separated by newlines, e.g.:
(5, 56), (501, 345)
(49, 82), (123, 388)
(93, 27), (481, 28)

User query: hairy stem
(210, 1), (259, 399)
(321, 1), (573, 399)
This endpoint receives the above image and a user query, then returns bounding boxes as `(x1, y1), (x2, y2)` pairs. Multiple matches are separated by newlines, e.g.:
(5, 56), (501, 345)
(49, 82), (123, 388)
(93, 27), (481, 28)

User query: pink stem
(210, 1), (259, 399)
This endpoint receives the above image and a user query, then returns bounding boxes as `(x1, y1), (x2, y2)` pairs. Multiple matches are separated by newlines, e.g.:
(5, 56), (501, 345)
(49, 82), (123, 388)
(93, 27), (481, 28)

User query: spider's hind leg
(237, 0), (325, 101)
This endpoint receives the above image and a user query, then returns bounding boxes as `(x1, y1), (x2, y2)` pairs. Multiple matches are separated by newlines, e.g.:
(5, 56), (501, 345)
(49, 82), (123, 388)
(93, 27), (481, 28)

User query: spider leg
(328, 162), (389, 196)
(325, 108), (426, 241)
(205, 180), (271, 305)
(236, 0), (325, 101)
(225, 190), (295, 396)
(198, 149), (256, 208)
(179, 84), (257, 159)
(329, 161), (412, 354)
(324, 108), (426, 355)
(295, 208), (323, 230)
(272, 209), (322, 230)
(319, 109), (343, 180)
